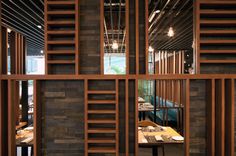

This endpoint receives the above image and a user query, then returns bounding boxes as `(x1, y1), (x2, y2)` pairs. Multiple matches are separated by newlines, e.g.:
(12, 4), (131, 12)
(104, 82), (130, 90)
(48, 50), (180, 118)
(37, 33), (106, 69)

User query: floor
(139, 144), (184, 156)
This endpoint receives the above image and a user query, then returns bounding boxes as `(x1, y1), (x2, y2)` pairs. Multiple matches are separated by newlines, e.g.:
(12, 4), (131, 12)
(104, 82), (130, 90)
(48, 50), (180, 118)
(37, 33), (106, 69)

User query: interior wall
(41, 80), (84, 155)
(79, 0), (101, 74)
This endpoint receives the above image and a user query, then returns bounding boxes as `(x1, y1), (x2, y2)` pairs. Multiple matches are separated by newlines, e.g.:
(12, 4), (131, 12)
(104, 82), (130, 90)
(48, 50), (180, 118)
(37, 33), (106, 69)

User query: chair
(138, 120), (159, 127)
(138, 120), (165, 156)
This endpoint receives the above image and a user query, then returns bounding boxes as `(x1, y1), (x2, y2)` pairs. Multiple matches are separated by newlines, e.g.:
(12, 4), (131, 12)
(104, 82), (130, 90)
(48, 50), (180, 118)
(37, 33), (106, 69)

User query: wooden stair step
(88, 147), (116, 154)
(87, 90), (116, 94)
(88, 138), (116, 143)
(88, 128), (116, 133)
(88, 110), (116, 114)
(87, 100), (116, 104)
(88, 120), (116, 124)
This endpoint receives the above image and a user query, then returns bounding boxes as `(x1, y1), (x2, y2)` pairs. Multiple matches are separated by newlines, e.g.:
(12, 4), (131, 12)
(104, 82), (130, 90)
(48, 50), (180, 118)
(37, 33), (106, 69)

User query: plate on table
(172, 136), (184, 141)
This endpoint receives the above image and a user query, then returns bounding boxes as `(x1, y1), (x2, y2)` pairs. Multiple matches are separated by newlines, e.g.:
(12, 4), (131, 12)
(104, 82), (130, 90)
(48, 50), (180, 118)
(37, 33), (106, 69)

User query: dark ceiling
(1, 0), (44, 56)
(0, 0), (193, 56)
(148, 0), (193, 51)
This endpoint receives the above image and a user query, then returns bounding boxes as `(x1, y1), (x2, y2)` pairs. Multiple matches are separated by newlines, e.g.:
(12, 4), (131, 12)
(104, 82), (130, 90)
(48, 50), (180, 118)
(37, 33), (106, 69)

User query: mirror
(103, 0), (126, 75)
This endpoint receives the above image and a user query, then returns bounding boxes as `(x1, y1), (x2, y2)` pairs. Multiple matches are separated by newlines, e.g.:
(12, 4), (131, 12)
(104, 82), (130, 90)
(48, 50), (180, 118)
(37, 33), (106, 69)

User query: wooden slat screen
(196, 0), (236, 73)
(45, 0), (79, 75)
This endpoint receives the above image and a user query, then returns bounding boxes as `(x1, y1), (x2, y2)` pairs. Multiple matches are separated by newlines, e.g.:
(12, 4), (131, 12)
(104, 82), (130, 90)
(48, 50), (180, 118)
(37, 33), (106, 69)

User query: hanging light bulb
(167, 27), (174, 37)
(112, 40), (119, 50)
(148, 46), (154, 52)
(7, 28), (12, 33)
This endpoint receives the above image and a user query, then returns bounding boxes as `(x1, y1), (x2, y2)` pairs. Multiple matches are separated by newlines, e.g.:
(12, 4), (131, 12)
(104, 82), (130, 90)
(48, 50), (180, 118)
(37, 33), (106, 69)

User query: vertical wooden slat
(100, 0), (104, 75)
(215, 79), (225, 156)
(75, 0), (79, 74)
(44, 0), (48, 75)
(84, 79), (88, 156)
(8, 80), (15, 156)
(0, 80), (1, 155)
(221, 79), (225, 156)
(225, 79), (234, 156)
(34, 80), (41, 156)
(230, 79), (235, 156)
(206, 79), (215, 156)
(135, 79), (138, 155)
(115, 79), (119, 155)
(22, 37), (26, 74)
(135, 0), (139, 75)
(195, 0), (200, 73)
(126, 0), (129, 75)
(10, 32), (16, 74)
(1, 27), (8, 74)
(185, 79), (190, 156)
(145, 0), (149, 75)
(125, 79), (129, 156)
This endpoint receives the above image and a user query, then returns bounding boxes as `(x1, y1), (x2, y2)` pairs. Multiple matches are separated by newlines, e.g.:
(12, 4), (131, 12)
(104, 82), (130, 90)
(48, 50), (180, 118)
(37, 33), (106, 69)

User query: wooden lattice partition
(196, 0), (236, 73)
(45, 0), (79, 74)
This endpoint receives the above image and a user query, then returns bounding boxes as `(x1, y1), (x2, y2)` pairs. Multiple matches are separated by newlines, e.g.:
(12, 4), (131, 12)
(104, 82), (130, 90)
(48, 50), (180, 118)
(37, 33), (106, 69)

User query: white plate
(172, 136), (184, 141)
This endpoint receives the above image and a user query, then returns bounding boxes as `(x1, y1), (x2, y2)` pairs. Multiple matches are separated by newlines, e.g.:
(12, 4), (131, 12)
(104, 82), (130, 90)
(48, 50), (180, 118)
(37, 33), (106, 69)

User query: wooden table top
(16, 128), (34, 146)
(138, 102), (159, 112)
(138, 126), (184, 146)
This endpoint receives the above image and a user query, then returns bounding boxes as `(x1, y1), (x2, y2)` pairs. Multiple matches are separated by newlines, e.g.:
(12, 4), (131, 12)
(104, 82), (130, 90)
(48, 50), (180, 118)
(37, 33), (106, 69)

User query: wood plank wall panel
(190, 80), (207, 155)
(79, 0), (100, 74)
(41, 80), (84, 155)
(196, 0), (236, 74)
(45, 0), (79, 75)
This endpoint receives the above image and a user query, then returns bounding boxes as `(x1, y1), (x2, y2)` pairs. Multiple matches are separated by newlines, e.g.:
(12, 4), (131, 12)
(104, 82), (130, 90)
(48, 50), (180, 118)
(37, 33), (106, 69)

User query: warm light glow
(37, 25), (42, 29)
(149, 10), (161, 22)
(148, 46), (154, 52)
(112, 40), (119, 50)
(7, 28), (12, 33)
(167, 27), (174, 37)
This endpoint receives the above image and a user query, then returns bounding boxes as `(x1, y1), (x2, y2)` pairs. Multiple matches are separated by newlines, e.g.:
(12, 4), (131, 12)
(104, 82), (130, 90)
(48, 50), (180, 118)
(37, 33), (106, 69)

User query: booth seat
(148, 96), (179, 127)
